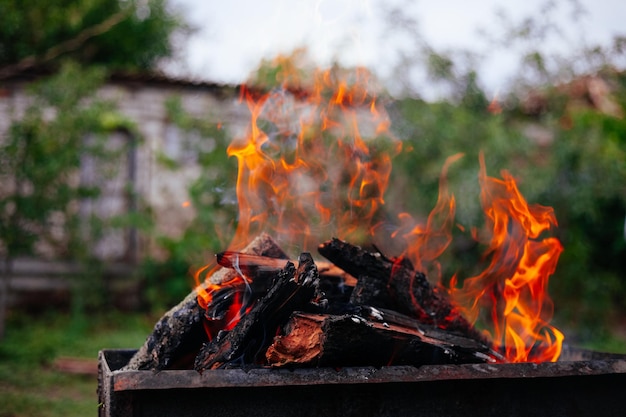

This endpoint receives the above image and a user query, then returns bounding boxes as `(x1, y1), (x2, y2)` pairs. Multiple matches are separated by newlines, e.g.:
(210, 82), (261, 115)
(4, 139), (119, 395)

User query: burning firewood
(215, 250), (357, 308)
(125, 234), (500, 373)
(318, 238), (488, 344)
(122, 233), (289, 371)
(194, 252), (321, 371)
(266, 311), (501, 368)
(215, 250), (357, 285)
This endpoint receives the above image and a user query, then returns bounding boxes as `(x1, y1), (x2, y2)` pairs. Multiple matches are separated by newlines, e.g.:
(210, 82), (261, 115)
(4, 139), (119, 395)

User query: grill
(98, 348), (626, 417)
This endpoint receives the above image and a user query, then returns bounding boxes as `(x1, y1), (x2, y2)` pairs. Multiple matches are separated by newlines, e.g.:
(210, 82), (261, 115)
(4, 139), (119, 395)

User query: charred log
(194, 253), (321, 371)
(126, 235), (500, 372)
(122, 234), (289, 371)
(349, 274), (394, 307)
(318, 238), (487, 344)
(266, 312), (501, 368)
(216, 250), (354, 310)
(216, 251), (356, 285)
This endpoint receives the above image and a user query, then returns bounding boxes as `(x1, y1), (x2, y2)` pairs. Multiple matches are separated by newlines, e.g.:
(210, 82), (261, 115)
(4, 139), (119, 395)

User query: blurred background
(0, 1), (625, 415)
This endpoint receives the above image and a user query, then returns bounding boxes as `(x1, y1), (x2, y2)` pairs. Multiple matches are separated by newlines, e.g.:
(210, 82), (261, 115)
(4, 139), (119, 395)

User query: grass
(0, 310), (154, 417)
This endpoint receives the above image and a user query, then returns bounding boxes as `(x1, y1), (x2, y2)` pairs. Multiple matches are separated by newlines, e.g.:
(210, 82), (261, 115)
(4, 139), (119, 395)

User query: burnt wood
(194, 253), (320, 371)
(318, 238), (487, 344)
(126, 236), (497, 372)
(216, 251), (357, 285)
(266, 311), (501, 368)
(122, 233), (288, 371)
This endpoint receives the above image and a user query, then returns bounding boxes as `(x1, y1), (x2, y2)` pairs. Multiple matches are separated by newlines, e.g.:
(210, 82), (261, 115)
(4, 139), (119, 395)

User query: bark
(194, 253), (320, 371)
(122, 233), (288, 371)
(266, 311), (501, 368)
(318, 238), (487, 344)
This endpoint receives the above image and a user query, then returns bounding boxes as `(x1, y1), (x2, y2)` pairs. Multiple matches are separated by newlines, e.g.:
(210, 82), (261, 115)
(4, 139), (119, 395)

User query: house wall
(0, 77), (251, 263)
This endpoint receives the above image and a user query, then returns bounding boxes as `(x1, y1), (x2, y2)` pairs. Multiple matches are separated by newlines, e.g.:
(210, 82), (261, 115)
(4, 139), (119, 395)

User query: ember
(123, 64), (565, 372)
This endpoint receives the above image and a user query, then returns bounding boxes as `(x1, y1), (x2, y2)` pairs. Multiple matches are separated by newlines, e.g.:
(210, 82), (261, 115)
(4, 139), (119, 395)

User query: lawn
(0, 311), (154, 417)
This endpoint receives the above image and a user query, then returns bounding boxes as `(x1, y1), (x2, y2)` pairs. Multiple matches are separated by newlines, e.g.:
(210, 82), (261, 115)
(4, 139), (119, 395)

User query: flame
(225, 67), (399, 253)
(488, 91), (502, 115)
(194, 264), (253, 341)
(196, 66), (400, 337)
(393, 153), (463, 279)
(448, 154), (564, 362)
(194, 62), (564, 363)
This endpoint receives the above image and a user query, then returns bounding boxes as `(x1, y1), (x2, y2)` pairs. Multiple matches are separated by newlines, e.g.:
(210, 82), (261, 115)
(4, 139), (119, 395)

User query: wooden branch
(0, 8), (133, 79)
(216, 251), (357, 285)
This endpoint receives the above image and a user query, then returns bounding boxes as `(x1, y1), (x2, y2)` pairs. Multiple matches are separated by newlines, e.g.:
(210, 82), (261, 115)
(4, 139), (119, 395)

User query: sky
(167, 0), (626, 96)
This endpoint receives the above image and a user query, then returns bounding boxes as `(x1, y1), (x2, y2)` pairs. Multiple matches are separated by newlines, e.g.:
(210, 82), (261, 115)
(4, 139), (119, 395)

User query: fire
(448, 154), (564, 362)
(225, 67), (398, 253)
(194, 264), (253, 341)
(196, 66), (399, 340)
(195, 62), (564, 362)
(392, 153), (463, 279)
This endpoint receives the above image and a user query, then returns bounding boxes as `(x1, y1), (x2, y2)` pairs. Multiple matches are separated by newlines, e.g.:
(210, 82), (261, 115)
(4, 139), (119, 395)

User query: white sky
(168, 0), (626, 96)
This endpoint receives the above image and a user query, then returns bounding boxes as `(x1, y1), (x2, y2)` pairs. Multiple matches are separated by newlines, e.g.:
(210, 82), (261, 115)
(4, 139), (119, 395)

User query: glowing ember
(195, 63), (564, 362)
(194, 264), (253, 341)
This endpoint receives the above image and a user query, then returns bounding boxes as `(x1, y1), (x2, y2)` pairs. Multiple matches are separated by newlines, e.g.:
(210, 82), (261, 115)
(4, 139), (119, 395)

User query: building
(0, 71), (253, 308)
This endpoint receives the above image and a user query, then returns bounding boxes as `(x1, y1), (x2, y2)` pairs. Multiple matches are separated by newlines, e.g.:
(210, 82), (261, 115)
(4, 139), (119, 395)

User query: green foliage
(389, 98), (528, 222)
(0, 62), (112, 258)
(136, 96), (237, 311)
(390, 70), (626, 339)
(0, 62), (143, 322)
(0, 0), (189, 321)
(532, 107), (626, 335)
(163, 96), (237, 255)
(0, 0), (187, 71)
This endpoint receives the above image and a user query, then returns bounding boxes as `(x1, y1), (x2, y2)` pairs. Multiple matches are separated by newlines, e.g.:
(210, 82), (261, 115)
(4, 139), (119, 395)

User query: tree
(0, 0), (188, 77)
(0, 0), (189, 337)
(0, 62), (140, 337)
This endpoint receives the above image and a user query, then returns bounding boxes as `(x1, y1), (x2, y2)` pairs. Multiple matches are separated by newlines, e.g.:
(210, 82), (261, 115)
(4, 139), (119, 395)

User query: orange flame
(392, 153), (463, 279)
(194, 264), (253, 341)
(448, 154), (564, 362)
(195, 62), (564, 363)
(225, 68), (399, 253)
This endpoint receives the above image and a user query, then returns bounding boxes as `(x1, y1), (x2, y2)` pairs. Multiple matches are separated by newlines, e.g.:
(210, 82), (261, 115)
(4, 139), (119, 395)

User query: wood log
(318, 238), (487, 344)
(216, 250), (355, 308)
(122, 233), (289, 371)
(216, 251), (357, 286)
(194, 253), (321, 371)
(266, 312), (501, 368)
(349, 274), (394, 307)
(209, 236), (289, 284)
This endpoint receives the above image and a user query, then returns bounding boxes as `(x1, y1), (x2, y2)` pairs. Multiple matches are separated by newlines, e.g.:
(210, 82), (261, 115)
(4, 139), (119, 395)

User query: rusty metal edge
(100, 349), (626, 392)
